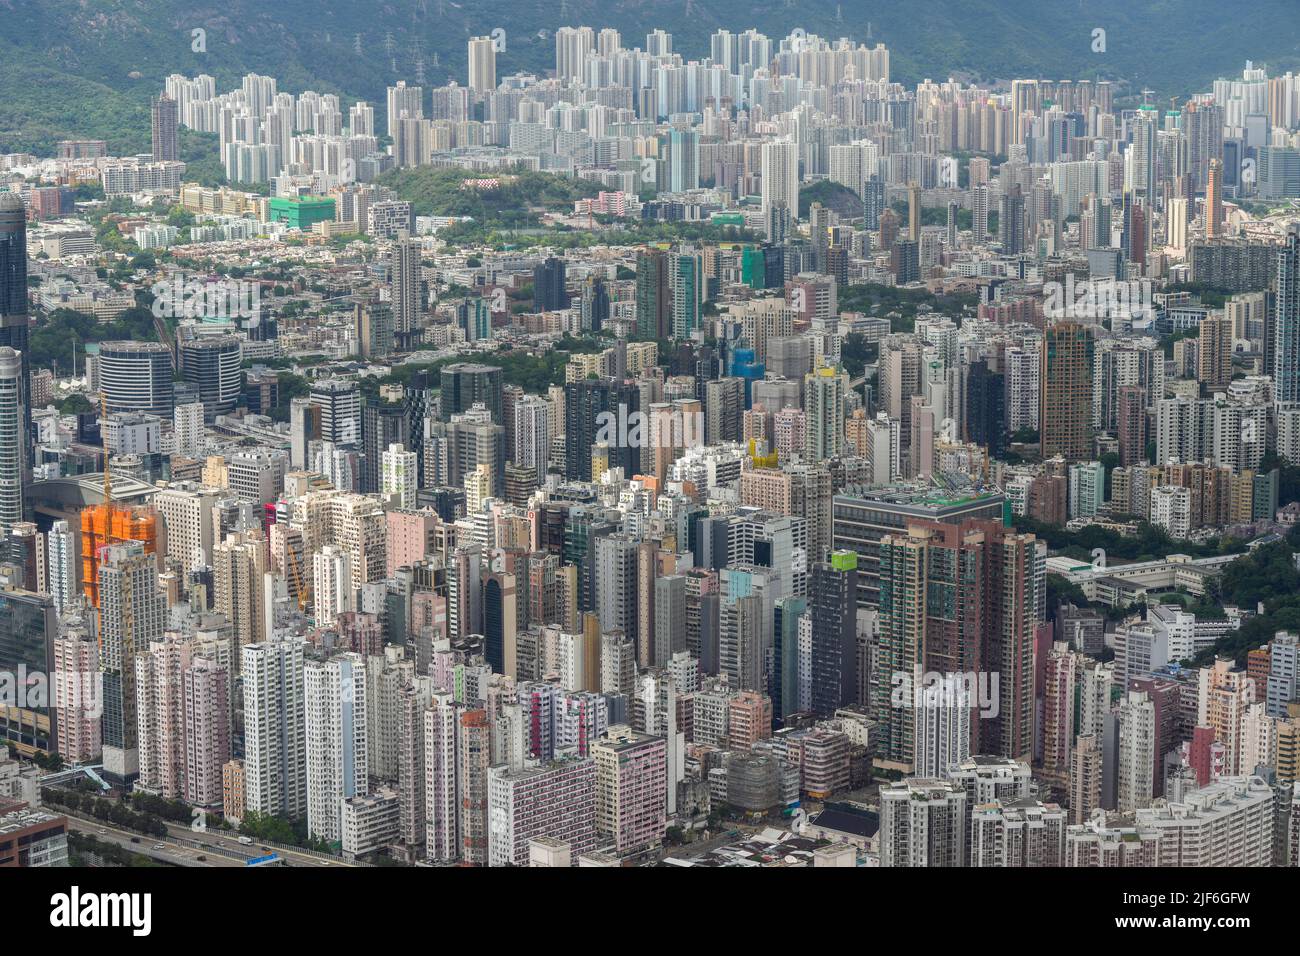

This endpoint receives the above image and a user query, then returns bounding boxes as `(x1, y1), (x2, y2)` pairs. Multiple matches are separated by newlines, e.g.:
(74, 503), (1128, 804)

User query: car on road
(196, 855), (207, 862)
(97, 828), (107, 834)
(130, 836), (141, 843)
(238, 836), (254, 845)
(152, 843), (166, 850)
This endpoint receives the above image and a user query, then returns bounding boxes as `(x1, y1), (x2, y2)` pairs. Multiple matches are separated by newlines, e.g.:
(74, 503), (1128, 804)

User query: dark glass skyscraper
(863, 175), (886, 230)
(999, 185), (1025, 255)
(1275, 225), (1300, 404)
(362, 398), (412, 494)
(439, 362), (503, 423)
(635, 248), (670, 340)
(532, 256), (568, 312)
(151, 93), (179, 162)
(0, 583), (57, 756)
(564, 378), (641, 481)
(580, 275), (609, 332)
(965, 359), (1006, 459)
(808, 553), (858, 719)
(0, 192), (31, 483)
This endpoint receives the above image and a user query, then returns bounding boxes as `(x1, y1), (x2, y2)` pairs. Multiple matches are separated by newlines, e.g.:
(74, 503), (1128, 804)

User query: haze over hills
(3, 0), (1300, 152)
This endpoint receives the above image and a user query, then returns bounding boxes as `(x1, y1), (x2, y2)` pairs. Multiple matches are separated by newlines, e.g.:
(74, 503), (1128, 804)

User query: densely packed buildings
(3, 23), (1300, 870)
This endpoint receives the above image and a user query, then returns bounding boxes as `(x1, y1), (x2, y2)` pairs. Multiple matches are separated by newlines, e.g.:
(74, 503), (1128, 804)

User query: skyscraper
(1040, 321), (1094, 462)
(564, 378), (641, 481)
(183, 656), (231, 808)
(864, 175), (886, 231)
(907, 181), (921, 241)
(482, 569), (517, 677)
(0, 347), (25, 532)
(180, 336), (242, 420)
(667, 129), (699, 192)
(99, 541), (166, 783)
(999, 185), (1025, 254)
(592, 727), (667, 854)
(305, 653), (369, 843)
(458, 709), (491, 865)
(579, 275), (610, 332)
(386, 81), (423, 138)
(635, 248), (670, 340)
(760, 139), (799, 237)
(808, 552), (858, 718)
(804, 366), (846, 461)
(1198, 311), (1233, 390)
(1275, 225), (1300, 404)
(151, 94), (179, 162)
(380, 443), (418, 509)
(669, 249), (702, 338)
(874, 519), (1039, 769)
(467, 36), (497, 93)
(879, 778), (967, 866)
(438, 363), (502, 423)
(533, 257), (568, 312)
(965, 358), (1005, 459)
(1205, 158), (1224, 240)
(390, 237), (423, 348)
(243, 640), (307, 819)
(0, 580), (56, 757)
(314, 544), (354, 630)
(0, 193), (30, 484)
(98, 341), (175, 417)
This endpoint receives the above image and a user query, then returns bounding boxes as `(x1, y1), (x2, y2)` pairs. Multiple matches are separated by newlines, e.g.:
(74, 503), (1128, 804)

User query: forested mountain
(4, 0), (1298, 152)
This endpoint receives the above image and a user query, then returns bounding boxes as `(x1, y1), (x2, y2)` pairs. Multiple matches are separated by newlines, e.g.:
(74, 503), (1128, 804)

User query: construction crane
(286, 530), (311, 613)
(101, 391), (113, 512)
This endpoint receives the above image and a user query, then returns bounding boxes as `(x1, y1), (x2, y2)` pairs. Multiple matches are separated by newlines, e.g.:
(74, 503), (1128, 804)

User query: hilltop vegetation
(799, 180), (863, 220)
(376, 166), (599, 226)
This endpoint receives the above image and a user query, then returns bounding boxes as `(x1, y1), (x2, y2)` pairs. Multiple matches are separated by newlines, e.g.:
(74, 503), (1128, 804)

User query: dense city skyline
(1, 8), (1299, 906)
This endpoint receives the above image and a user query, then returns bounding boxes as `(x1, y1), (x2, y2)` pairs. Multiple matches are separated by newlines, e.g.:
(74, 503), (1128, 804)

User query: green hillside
(4, 0), (1299, 153)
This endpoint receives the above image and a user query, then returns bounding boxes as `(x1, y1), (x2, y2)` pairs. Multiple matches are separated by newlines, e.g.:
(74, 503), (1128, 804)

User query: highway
(61, 811), (357, 868)
(159, 820), (358, 868)
(68, 817), (241, 868)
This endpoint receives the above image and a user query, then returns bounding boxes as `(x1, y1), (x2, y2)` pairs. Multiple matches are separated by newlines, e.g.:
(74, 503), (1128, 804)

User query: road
(160, 821), (357, 868)
(68, 817), (241, 868)
(64, 813), (356, 868)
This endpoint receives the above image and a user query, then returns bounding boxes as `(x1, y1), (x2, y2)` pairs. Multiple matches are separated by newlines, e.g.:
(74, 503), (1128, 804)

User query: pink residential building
(52, 629), (100, 764)
(386, 509), (440, 577)
(183, 658), (231, 808)
(592, 728), (666, 855)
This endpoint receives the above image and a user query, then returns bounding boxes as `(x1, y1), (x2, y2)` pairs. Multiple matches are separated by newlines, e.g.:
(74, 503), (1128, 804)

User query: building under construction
(80, 504), (158, 607)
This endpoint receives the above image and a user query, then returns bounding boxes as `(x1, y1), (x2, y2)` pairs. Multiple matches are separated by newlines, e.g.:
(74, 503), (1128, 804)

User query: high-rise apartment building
(151, 94), (179, 162)
(467, 36), (497, 93)
(1040, 321), (1094, 462)
(592, 726), (666, 855)
(242, 640), (307, 819)
(304, 653), (369, 844)
(99, 541), (166, 783)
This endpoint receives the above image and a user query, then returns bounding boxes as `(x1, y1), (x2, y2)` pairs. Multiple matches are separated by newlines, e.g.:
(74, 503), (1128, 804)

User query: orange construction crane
(80, 393), (158, 606)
